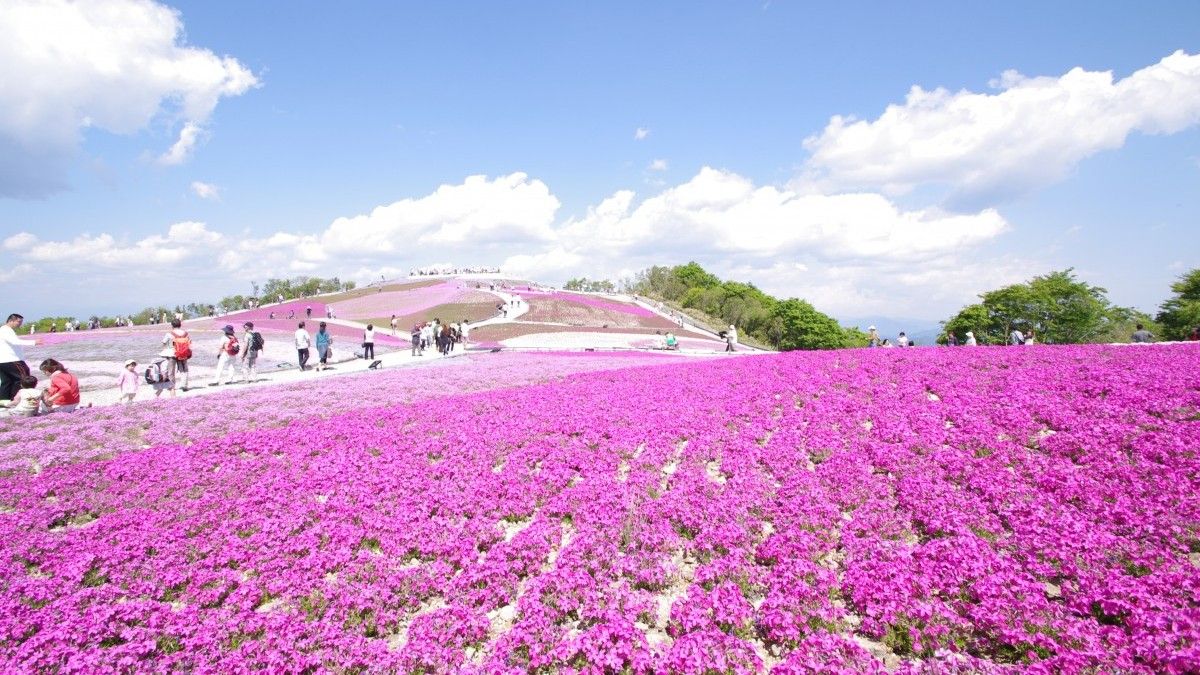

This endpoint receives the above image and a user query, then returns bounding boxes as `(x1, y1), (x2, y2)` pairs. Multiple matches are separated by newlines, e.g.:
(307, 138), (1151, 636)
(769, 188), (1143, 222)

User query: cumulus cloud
(190, 180), (221, 200)
(2, 170), (1015, 320)
(159, 123), (204, 166)
(634, 127), (650, 141)
(0, 0), (259, 197)
(801, 50), (1200, 206)
(648, 159), (669, 171)
(20, 221), (223, 267)
(319, 173), (560, 253)
(559, 167), (1007, 261)
(3, 232), (37, 251)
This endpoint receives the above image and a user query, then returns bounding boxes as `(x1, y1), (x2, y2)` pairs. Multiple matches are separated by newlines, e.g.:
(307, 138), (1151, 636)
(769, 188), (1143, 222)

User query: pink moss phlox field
(533, 292), (659, 318)
(329, 283), (494, 320)
(0, 352), (683, 475)
(2, 345), (1199, 672)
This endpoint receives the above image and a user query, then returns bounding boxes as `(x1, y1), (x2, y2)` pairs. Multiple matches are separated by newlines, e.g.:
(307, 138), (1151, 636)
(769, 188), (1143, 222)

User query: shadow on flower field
(1, 345), (1199, 672)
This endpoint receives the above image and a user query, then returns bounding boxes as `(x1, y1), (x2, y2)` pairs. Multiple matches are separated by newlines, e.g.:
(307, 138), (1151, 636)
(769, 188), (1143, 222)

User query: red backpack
(225, 335), (240, 356)
(172, 329), (192, 361)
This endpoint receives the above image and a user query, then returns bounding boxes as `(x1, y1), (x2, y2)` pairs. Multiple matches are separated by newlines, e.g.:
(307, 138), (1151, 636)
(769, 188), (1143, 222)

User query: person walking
(411, 324), (421, 356)
(362, 324), (376, 360)
(241, 322), (262, 383)
(294, 321), (312, 371)
(0, 313), (36, 401)
(725, 325), (737, 353)
(315, 322), (333, 371)
(212, 325), (239, 386)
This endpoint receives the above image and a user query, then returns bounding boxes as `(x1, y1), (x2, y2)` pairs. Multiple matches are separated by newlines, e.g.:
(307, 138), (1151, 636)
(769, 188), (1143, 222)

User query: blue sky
(1, 0), (1198, 323)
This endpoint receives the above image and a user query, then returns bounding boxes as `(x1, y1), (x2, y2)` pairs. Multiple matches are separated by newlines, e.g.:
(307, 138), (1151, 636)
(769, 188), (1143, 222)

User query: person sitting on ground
(39, 359), (81, 412)
(1131, 323), (1155, 343)
(665, 332), (678, 350)
(116, 359), (139, 404)
(897, 331), (909, 347)
(3, 375), (44, 417)
(881, 339), (894, 348)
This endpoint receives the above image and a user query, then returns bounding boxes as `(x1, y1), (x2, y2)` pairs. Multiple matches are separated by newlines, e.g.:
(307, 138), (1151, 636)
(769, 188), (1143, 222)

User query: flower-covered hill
(2, 345), (1199, 672)
(518, 291), (677, 330)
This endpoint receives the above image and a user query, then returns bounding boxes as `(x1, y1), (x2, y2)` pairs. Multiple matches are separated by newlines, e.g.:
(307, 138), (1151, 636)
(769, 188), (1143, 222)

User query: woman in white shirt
(363, 324), (376, 360)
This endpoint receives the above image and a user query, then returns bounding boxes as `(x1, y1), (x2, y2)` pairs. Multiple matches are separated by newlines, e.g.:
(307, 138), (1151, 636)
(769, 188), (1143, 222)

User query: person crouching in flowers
(116, 359), (139, 404)
(39, 359), (82, 413)
(3, 375), (44, 417)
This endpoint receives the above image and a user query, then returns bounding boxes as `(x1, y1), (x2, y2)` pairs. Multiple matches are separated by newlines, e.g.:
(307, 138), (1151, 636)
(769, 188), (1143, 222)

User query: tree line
(941, 267), (1200, 344)
(29, 276), (356, 330)
(622, 262), (866, 350)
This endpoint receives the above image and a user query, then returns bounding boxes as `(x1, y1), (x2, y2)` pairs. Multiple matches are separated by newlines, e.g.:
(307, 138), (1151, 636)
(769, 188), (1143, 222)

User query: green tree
(1156, 268), (1200, 340)
(943, 269), (1120, 344)
(672, 261), (720, 290)
(770, 298), (849, 350)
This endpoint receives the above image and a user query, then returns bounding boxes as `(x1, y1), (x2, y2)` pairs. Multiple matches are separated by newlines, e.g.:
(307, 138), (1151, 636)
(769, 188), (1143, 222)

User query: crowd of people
(411, 266), (500, 276)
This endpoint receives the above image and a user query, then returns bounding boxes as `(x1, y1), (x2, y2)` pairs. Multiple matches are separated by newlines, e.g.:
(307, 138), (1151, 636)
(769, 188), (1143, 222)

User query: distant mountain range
(838, 315), (944, 346)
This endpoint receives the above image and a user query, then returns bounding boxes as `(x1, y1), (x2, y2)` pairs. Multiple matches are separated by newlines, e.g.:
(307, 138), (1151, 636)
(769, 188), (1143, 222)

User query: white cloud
(648, 159), (669, 171)
(318, 172), (560, 253)
(190, 180), (221, 200)
(801, 50), (1200, 206)
(3, 232), (38, 251)
(634, 127), (650, 141)
(559, 167), (1008, 261)
(0, 0), (259, 197)
(21, 221), (223, 267)
(3, 170), (1016, 321)
(159, 122), (204, 166)
(0, 264), (34, 284)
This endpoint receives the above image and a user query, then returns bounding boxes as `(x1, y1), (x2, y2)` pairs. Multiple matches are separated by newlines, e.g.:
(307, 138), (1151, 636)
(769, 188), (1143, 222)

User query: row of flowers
(1, 345), (1198, 671)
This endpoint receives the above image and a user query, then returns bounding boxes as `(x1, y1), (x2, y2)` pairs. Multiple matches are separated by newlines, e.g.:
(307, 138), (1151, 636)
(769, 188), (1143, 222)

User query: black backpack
(250, 332), (265, 351)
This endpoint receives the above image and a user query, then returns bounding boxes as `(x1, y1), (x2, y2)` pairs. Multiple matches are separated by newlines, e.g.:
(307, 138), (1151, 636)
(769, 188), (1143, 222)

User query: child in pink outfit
(116, 359), (140, 404)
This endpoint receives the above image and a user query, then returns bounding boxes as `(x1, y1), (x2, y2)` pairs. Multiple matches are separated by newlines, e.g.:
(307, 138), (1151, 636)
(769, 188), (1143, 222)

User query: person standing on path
(241, 322), (262, 383)
(116, 359), (139, 404)
(159, 319), (192, 396)
(362, 324), (376, 360)
(390, 314), (398, 336)
(0, 313), (36, 401)
(1131, 324), (1155, 343)
(725, 325), (737, 353)
(315, 322), (332, 371)
(294, 321), (312, 371)
(212, 325), (239, 386)
(1009, 327), (1025, 346)
(411, 324), (421, 356)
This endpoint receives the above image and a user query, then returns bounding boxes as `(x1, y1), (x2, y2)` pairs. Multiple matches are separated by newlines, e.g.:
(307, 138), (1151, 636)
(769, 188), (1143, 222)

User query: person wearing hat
(725, 324), (738, 352)
(867, 325), (880, 347)
(116, 358), (140, 405)
(964, 331), (978, 346)
(212, 324), (240, 386)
